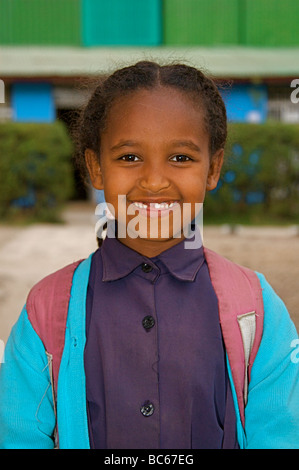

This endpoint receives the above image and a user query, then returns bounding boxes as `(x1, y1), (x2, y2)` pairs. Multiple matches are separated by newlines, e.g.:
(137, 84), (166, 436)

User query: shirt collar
(101, 228), (204, 282)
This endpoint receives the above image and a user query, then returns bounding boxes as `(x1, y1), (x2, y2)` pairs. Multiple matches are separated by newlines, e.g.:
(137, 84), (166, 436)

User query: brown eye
(119, 154), (140, 162)
(170, 155), (192, 162)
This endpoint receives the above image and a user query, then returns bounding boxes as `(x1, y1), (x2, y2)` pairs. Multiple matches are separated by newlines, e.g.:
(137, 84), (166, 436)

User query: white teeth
(133, 202), (148, 209)
(154, 202), (175, 209)
(133, 201), (176, 210)
(152, 202), (175, 209)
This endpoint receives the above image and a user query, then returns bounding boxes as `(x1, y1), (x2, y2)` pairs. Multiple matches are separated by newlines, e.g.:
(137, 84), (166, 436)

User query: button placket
(138, 263), (159, 432)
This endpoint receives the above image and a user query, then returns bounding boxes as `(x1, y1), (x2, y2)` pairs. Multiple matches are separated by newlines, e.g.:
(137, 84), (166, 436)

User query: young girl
(0, 61), (298, 449)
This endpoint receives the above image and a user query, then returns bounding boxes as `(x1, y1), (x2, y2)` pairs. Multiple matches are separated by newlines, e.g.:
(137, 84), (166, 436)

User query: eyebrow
(110, 139), (201, 153)
(110, 140), (139, 152)
(169, 140), (201, 153)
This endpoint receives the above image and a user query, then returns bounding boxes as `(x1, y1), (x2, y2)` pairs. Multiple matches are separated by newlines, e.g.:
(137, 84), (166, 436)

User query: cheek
(102, 178), (128, 220)
(101, 170), (123, 197)
(181, 176), (208, 201)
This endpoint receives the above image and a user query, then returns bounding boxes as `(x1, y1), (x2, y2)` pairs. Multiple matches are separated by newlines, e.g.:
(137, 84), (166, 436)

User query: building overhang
(1, 46), (299, 81)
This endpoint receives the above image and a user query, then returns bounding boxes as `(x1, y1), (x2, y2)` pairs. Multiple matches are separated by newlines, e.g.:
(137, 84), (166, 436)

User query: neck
(116, 235), (185, 258)
(104, 219), (202, 257)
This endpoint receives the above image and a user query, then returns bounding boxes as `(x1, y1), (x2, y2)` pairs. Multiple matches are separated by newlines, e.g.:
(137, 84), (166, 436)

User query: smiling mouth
(132, 201), (177, 210)
(129, 200), (179, 218)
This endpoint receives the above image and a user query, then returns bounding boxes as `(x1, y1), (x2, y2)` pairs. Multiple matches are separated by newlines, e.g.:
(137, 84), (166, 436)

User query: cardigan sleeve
(0, 307), (56, 449)
(244, 273), (299, 449)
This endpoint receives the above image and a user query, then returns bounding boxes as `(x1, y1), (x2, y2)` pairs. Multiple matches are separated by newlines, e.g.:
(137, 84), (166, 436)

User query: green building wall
(82, 0), (162, 46)
(163, 0), (240, 46)
(244, 0), (299, 47)
(0, 0), (81, 46)
(1, 0), (299, 47)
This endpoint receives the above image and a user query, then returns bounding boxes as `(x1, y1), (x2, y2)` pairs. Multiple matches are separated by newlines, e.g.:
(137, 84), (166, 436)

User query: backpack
(26, 248), (264, 437)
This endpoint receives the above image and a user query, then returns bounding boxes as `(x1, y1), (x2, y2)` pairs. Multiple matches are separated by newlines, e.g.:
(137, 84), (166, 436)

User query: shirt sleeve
(0, 307), (56, 449)
(244, 273), (299, 449)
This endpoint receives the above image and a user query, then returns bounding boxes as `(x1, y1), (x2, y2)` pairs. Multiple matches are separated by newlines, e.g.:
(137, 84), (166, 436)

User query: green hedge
(205, 122), (299, 224)
(0, 121), (74, 222)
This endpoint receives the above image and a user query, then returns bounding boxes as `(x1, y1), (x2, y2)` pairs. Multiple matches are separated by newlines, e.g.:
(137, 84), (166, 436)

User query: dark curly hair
(73, 60), (227, 184)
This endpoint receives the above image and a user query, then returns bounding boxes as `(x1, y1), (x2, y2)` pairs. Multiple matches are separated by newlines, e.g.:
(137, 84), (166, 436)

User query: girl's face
(86, 86), (223, 257)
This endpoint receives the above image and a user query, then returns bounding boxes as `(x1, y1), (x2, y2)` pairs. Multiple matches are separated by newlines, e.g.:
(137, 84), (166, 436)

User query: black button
(142, 315), (155, 330)
(140, 401), (154, 417)
(141, 263), (153, 273)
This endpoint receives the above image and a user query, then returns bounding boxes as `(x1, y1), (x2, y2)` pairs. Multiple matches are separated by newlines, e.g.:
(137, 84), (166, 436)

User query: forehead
(102, 86), (207, 145)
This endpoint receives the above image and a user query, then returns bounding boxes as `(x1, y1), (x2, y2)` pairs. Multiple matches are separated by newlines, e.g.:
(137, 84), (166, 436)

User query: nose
(139, 161), (171, 193)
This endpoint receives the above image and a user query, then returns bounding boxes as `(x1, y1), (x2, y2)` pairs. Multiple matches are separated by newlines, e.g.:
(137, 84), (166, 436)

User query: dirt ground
(0, 202), (298, 346)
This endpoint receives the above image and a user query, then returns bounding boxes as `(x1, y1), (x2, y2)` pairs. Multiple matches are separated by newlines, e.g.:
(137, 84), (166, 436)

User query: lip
(129, 197), (179, 203)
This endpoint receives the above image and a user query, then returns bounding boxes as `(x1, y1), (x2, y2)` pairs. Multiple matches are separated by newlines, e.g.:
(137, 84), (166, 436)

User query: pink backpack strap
(204, 247), (264, 428)
(26, 259), (83, 394)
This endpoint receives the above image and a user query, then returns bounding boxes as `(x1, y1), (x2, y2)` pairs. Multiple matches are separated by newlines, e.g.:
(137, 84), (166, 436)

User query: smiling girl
(0, 61), (298, 449)
(83, 65), (224, 255)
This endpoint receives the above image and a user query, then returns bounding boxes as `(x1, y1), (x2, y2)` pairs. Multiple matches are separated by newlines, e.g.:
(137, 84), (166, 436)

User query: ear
(206, 148), (224, 191)
(85, 149), (104, 190)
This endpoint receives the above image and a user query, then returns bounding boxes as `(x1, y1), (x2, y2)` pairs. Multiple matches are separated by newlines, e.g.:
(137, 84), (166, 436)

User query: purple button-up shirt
(84, 235), (238, 449)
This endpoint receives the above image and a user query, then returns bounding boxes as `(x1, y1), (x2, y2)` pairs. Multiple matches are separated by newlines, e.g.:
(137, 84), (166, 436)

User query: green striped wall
(1, 0), (299, 48)
(0, 0), (81, 45)
(163, 0), (240, 46)
(244, 0), (299, 47)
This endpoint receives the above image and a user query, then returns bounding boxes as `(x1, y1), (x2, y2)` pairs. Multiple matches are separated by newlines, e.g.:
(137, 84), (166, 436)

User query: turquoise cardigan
(0, 254), (298, 449)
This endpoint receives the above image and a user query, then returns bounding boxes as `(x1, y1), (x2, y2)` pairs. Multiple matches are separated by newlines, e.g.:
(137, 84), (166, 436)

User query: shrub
(0, 121), (74, 222)
(205, 122), (299, 224)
